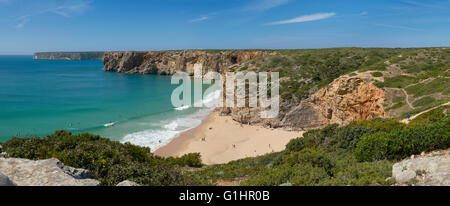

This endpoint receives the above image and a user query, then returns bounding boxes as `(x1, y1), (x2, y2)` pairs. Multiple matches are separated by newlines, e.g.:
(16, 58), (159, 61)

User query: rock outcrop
(217, 76), (385, 130)
(103, 50), (270, 76)
(282, 76), (385, 129)
(116, 180), (140, 186)
(0, 171), (17, 186)
(0, 145), (7, 158)
(0, 158), (100, 186)
(392, 155), (450, 186)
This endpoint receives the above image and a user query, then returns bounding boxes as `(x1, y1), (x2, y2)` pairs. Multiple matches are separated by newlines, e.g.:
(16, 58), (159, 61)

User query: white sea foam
(174, 105), (190, 111)
(122, 89), (220, 151)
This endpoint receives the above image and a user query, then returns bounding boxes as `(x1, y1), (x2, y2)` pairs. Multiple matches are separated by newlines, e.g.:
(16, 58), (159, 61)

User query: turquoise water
(0, 56), (218, 150)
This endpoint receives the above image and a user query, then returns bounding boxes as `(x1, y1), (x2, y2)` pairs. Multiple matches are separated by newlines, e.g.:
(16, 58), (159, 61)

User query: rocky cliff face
(218, 76), (385, 130)
(103, 50), (270, 76)
(103, 50), (386, 129)
(34, 52), (105, 60)
(282, 76), (385, 129)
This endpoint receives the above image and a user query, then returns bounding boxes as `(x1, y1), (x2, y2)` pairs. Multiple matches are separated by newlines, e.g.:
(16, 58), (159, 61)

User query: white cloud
(374, 23), (420, 31)
(266, 12), (336, 25)
(402, 0), (447, 9)
(242, 0), (293, 12)
(360, 11), (369, 15)
(189, 16), (209, 23)
(14, 0), (91, 28)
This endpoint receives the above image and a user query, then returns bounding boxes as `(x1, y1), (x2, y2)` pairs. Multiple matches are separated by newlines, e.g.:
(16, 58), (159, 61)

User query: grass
(412, 96), (436, 108)
(374, 75), (418, 88)
(393, 96), (406, 103)
(386, 102), (406, 112)
(406, 78), (450, 97)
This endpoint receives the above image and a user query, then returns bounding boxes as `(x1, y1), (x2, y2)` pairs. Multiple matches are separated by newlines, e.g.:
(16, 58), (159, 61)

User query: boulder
(0, 158), (100, 186)
(0, 171), (17, 186)
(116, 180), (140, 186)
(392, 156), (450, 186)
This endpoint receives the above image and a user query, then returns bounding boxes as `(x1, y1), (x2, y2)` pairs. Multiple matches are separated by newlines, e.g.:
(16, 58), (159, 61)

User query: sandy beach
(155, 111), (303, 165)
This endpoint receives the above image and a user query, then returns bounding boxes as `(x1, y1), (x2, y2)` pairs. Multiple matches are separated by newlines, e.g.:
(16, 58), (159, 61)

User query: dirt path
(400, 101), (450, 124)
(401, 88), (415, 109)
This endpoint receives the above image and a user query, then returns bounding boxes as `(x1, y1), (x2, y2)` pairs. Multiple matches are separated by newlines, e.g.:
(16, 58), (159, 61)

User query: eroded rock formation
(392, 154), (450, 186)
(103, 50), (270, 76)
(282, 76), (385, 129)
(218, 76), (385, 130)
(0, 158), (100, 186)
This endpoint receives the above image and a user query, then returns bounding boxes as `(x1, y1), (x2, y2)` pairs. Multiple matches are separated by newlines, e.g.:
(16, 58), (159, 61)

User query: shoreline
(155, 111), (303, 165)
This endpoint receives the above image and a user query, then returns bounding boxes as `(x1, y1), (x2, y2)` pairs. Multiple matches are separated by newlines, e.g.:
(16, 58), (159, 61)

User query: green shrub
(285, 138), (305, 153)
(350, 118), (405, 132)
(283, 149), (334, 175)
(371, 72), (383, 77)
(178, 153), (203, 167)
(408, 106), (448, 128)
(301, 124), (340, 149)
(335, 126), (374, 150)
(3, 131), (203, 186)
(354, 116), (450, 161)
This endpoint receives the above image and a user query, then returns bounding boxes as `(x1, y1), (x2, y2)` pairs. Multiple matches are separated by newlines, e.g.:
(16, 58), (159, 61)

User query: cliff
(220, 75), (385, 130)
(103, 50), (271, 76)
(33, 52), (105, 60)
(103, 49), (387, 130)
(282, 76), (385, 129)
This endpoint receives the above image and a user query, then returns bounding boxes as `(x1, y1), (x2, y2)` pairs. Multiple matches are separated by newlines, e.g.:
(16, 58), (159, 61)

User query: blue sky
(0, 0), (449, 54)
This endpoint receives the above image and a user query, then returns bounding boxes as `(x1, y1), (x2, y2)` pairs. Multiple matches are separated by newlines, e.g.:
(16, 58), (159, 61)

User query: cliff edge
(103, 50), (271, 76)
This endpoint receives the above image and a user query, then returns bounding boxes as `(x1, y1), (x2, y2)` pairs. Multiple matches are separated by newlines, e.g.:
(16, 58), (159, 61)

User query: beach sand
(155, 111), (303, 165)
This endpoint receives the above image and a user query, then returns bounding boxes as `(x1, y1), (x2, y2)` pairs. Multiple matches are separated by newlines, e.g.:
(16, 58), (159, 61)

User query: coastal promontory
(33, 52), (105, 60)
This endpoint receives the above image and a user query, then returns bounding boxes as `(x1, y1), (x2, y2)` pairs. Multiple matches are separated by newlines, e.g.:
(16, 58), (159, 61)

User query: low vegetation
(191, 106), (448, 186)
(2, 130), (204, 186)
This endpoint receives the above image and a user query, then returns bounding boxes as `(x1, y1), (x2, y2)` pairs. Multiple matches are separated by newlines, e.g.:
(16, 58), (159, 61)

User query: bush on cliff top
(354, 115), (450, 161)
(196, 107), (449, 186)
(3, 130), (203, 186)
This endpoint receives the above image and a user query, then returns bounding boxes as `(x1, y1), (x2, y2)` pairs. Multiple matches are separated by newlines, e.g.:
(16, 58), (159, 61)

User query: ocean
(0, 55), (219, 151)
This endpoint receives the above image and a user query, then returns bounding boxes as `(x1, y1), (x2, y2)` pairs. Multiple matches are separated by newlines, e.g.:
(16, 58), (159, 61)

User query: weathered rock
(0, 158), (100, 186)
(0, 171), (17, 186)
(0, 145), (7, 158)
(392, 156), (450, 186)
(103, 50), (271, 77)
(116, 180), (140, 186)
(282, 76), (385, 129)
